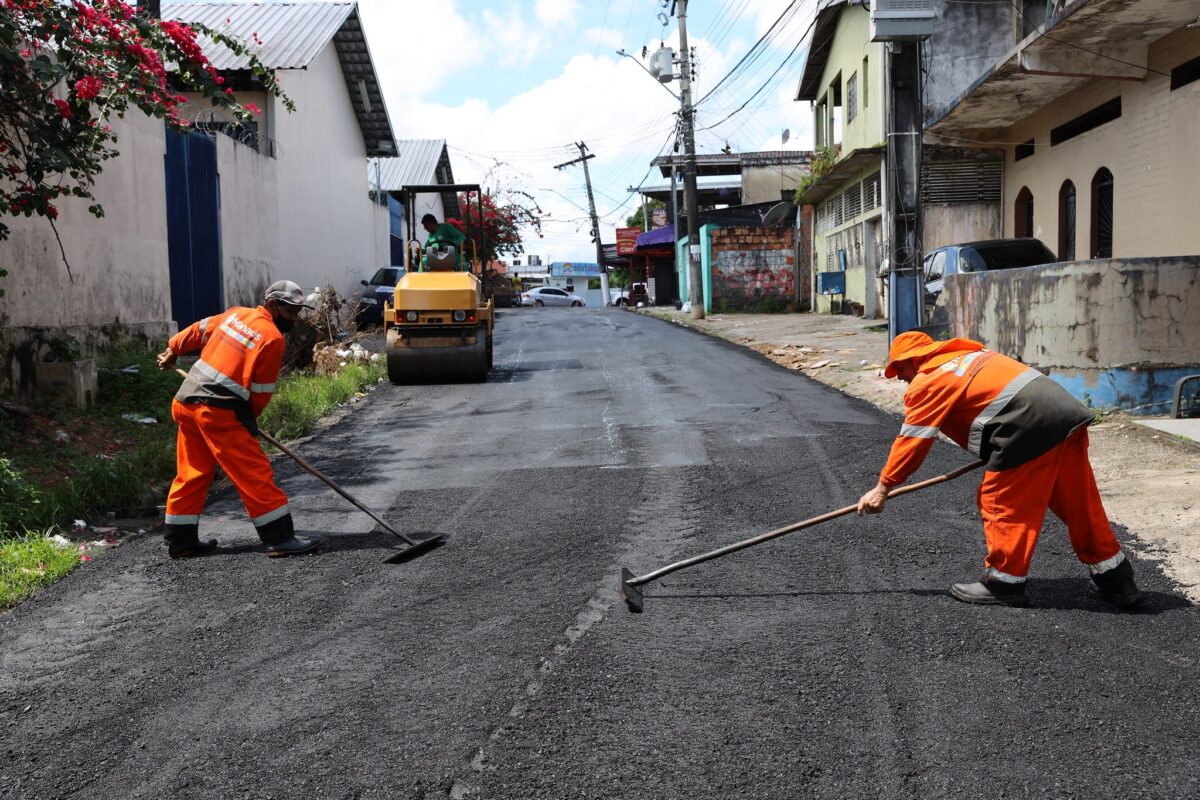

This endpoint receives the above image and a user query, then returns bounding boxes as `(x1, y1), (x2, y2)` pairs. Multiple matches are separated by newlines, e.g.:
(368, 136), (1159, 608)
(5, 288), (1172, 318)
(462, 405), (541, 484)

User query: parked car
(610, 282), (652, 307)
(923, 238), (1057, 323)
(354, 267), (404, 328)
(520, 286), (586, 307)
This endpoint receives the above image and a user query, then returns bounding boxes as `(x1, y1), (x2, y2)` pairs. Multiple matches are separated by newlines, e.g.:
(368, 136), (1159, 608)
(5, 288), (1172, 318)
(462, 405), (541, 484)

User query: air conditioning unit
(870, 0), (935, 42)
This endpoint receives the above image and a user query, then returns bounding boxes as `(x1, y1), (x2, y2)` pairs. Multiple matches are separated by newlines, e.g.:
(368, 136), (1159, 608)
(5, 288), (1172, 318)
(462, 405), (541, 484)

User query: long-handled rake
(175, 368), (443, 563)
(619, 460), (983, 613)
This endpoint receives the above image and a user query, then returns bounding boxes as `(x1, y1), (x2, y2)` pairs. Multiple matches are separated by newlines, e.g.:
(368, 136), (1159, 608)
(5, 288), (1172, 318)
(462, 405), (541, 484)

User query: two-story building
(794, 0), (1012, 317)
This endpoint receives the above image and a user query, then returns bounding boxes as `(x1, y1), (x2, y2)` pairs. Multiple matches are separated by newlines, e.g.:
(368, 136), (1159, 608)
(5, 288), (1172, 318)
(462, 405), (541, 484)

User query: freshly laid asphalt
(2, 308), (1197, 800)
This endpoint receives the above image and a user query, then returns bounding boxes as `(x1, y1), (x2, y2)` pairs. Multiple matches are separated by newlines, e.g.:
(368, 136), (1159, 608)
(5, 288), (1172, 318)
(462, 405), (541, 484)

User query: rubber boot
(256, 513), (321, 558)
(949, 577), (1028, 607)
(1090, 559), (1143, 609)
(164, 523), (218, 559)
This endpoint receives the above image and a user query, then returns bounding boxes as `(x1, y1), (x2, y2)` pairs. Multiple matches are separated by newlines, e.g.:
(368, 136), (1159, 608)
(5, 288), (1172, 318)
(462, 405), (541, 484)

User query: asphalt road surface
(3, 308), (1197, 800)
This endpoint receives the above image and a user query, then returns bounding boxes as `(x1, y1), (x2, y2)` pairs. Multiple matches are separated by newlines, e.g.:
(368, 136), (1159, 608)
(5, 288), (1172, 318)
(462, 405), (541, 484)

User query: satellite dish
(762, 201), (796, 227)
(782, 128), (791, 145)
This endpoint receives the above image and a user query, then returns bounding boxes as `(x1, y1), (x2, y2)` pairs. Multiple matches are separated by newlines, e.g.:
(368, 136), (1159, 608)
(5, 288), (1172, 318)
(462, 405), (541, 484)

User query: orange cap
(884, 332), (987, 378)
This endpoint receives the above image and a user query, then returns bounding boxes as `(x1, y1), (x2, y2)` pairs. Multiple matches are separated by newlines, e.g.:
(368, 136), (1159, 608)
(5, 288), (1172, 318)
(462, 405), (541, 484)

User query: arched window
(1014, 186), (1034, 239)
(1058, 180), (1076, 261)
(1091, 168), (1114, 258)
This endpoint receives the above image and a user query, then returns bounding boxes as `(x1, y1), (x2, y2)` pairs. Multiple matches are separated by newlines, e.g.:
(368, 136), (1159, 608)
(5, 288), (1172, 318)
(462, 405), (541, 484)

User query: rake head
(382, 532), (447, 564)
(620, 568), (643, 614)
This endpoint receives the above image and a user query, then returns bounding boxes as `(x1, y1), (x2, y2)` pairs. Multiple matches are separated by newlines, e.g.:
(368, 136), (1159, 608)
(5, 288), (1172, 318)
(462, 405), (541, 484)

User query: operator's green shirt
(425, 223), (467, 267)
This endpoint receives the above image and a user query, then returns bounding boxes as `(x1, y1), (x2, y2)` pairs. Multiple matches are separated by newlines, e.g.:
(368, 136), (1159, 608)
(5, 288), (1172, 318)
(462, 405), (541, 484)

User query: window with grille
(847, 73), (858, 124)
(832, 192), (844, 227)
(844, 182), (862, 220)
(864, 173), (881, 210)
(922, 161), (1003, 204)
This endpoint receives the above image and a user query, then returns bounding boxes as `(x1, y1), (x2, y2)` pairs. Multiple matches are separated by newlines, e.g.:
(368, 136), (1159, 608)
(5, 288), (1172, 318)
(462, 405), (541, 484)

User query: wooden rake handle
(626, 460), (985, 589)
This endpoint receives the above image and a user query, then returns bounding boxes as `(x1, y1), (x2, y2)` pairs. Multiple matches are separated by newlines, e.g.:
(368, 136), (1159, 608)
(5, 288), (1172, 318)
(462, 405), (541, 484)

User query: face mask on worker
(269, 303), (296, 334)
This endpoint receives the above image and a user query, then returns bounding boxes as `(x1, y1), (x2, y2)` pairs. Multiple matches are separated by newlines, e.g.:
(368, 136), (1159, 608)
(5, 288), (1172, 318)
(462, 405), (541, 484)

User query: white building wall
(0, 112), (171, 394)
(272, 45), (389, 297)
(216, 134), (280, 308)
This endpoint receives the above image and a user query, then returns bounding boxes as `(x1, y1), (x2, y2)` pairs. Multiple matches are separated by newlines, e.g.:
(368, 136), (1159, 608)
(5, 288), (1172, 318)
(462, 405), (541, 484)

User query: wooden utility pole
(554, 142), (611, 305)
(675, 0), (704, 319)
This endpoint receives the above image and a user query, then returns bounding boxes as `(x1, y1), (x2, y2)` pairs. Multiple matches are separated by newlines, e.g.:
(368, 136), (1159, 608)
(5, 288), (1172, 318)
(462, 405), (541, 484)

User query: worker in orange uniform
(156, 281), (321, 559)
(856, 331), (1142, 608)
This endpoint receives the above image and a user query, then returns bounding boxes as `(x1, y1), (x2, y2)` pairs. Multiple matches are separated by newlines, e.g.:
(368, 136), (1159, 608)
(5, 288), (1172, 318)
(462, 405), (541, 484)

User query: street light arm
(616, 50), (681, 101)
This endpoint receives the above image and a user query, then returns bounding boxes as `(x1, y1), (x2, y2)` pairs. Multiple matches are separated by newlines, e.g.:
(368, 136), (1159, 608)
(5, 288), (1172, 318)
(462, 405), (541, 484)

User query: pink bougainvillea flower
(53, 98), (72, 118)
(79, 555), (93, 563)
(244, 102), (261, 115)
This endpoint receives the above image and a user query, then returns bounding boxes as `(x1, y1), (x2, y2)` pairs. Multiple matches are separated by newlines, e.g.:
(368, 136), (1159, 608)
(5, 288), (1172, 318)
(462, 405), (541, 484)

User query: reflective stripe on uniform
(955, 352), (982, 377)
(967, 368), (1041, 455)
(900, 423), (939, 439)
(194, 358), (250, 400)
(199, 316), (213, 344)
(250, 382), (276, 393)
(985, 566), (1026, 584)
(165, 513), (199, 525)
(219, 321), (257, 350)
(1086, 550), (1125, 575)
(252, 503), (290, 527)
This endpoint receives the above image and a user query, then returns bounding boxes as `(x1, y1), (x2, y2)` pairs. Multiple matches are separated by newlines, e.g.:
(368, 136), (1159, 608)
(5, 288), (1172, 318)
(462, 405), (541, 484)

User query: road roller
(384, 184), (494, 384)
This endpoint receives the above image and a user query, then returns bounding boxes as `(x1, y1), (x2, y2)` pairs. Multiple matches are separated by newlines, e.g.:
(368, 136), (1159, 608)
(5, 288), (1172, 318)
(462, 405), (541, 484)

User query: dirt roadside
(642, 308), (1200, 602)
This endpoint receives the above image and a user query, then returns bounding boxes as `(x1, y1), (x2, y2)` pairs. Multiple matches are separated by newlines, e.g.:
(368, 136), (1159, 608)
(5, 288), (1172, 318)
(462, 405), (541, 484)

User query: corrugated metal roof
(163, 2), (396, 156)
(163, 2), (355, 70)
(370, 141), (451, 190)
(368, 140), (461, 218)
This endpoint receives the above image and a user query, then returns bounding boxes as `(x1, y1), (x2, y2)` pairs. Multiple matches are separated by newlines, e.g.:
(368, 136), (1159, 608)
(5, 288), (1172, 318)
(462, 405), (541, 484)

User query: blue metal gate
(165, 128), (223, 327)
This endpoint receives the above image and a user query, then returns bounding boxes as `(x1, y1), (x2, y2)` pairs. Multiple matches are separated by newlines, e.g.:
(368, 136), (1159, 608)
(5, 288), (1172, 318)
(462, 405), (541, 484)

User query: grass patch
(0, 533), (82, 610)
(258, 361), (384, 441)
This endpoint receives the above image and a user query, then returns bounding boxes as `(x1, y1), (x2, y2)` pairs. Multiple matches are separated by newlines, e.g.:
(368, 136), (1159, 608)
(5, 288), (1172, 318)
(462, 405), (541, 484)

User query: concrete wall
(1001, 28), (1200, 258)
(216, 134), (279, 308)
(271, 45), (389, 297)
(709, 226), (800, 312)
(742, 165), (809, 205)
(945, 256), (1200, 413)
(924, 0), (1015, 124)
(923, 201), (1002, 251)
(0, 112), (172, 396)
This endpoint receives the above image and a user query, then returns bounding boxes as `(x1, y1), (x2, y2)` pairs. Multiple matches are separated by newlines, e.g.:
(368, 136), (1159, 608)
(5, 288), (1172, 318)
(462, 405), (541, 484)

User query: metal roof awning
(795, 147), (884, 205)
(637, 225), (676, 249)
(651, 150), (812, 178)
(369, 141), (458, 217)
(636, 180), (742, 206)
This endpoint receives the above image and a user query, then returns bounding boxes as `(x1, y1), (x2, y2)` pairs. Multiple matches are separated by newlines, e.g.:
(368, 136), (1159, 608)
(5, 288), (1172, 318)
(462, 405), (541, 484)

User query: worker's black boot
(949, 577), (1028, 606)
(1090, 558), (1143, 609)
(164, 523), (218, 559)
(256, 513), (322, 558)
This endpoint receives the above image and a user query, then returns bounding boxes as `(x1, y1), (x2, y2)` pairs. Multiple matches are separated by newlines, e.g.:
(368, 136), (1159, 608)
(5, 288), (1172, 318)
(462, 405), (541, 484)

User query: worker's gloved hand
(156, 346), (177, 371)
(856, 483), (890, 516)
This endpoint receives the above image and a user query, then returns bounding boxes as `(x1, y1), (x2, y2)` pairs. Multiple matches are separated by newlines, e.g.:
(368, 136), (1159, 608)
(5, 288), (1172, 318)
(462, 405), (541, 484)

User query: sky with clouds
(216, 0), (820, 263)
(356, 0), (820, 263)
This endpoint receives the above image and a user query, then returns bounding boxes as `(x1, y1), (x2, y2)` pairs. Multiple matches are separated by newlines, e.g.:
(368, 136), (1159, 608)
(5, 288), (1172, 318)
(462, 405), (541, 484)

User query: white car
(520, 287), (586, 307)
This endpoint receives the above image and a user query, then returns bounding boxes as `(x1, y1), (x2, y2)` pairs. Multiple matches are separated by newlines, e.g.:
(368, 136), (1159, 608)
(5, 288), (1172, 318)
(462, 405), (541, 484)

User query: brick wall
(710, 220), (810, 311)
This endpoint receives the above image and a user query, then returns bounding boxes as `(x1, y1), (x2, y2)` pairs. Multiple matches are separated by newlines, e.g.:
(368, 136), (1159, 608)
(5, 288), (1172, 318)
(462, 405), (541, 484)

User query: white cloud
(481, 6), (541, 67)
(535, 0), (581, 28)
(583, 27), (624, 51)
(358, 0), (484, 98)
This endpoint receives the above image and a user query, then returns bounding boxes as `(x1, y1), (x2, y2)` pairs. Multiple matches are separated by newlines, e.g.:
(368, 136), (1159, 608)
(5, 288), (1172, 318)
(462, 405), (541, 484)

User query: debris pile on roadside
(745, 341), (881, 375)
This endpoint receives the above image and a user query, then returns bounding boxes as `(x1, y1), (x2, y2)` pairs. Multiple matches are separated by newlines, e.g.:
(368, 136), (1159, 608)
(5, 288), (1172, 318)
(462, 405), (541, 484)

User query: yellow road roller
(384, 184), (494, 384)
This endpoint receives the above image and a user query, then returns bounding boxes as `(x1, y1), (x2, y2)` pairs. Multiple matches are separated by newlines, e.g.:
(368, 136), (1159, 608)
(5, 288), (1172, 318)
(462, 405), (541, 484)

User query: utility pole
(885, 41), (924, 338)
(675, 0), (704, 319)
(554, 141), (610, 305)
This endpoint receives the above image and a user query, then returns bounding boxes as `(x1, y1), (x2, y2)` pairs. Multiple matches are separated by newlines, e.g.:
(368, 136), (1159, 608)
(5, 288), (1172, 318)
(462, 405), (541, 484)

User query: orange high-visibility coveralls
(165, 307), (292, 544)
(880, 339), (1125, 584)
